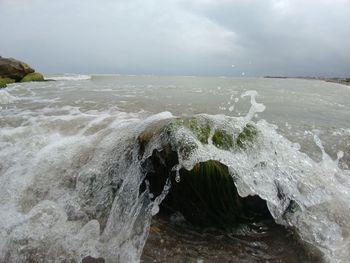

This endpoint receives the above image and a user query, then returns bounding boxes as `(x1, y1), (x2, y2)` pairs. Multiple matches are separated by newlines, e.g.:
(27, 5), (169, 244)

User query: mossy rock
(138, 119), (173, 154)
(160, 122), (196, 159)
(139, 116), (212, 159)
(139, 118), (258, 161)
(212, 129), (235, 150)
(21, 72), (44, 82)
(174, 116), (212, 144)
(0, 76), (16, 88)
(143, 151), (272, 228)
(140, 121), (265, 228)
(237, 124), (257, 148)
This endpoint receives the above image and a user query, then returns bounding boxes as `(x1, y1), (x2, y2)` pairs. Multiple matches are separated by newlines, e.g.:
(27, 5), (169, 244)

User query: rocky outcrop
(138, 116), (268, 228)
(0, 57), (34, 81)
(0, 57), (44, 88)
(138, 116), (258, 159)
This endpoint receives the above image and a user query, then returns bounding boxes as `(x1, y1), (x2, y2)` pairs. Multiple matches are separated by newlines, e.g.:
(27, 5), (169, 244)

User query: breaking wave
(0, 89), (18, 107)
(0, 89), (349, 262)
(48, 73), (92, 81)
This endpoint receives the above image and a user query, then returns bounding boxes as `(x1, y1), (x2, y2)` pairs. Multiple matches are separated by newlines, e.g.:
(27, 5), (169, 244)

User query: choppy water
(0, 74), (349, 262)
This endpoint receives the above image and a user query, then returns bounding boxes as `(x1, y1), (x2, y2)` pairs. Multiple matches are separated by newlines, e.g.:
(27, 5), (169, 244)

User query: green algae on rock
(237, 124), (258, 148)
(138, 117), (265, 227)
(162, 121), (199, 159)
(212, 129), (235, 150)
(143, 151), (272, 228)
(139, 116), (259, 161)
(139, 116), (213, 159)
(174, 116), (212, 144)
(21, 72), (44, 82)
(0, 57), (45, 87)
(0, 57), (34, 81)
(0, 76), (16, 88)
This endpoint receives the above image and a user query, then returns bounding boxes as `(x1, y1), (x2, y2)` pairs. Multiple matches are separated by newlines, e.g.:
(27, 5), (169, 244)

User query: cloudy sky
(1, 0), (349, 76)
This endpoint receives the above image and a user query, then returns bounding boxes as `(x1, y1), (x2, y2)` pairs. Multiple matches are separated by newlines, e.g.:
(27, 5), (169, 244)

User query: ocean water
(0, 74), (349, 262)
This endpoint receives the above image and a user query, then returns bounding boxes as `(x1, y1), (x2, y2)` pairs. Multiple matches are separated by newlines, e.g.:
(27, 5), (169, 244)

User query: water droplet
(151, 204), (160, 215)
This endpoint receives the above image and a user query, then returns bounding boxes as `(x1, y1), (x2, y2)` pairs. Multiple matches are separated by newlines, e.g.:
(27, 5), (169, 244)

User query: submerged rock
(139, 116), (265, 228)
(173, 116), (212, 144)
(139, 115), (258, 160)
(82, 256), (105, 263)
(212, 128), (235, 150)
(237, 124), (257, 148)
(143, 150), (271, 228)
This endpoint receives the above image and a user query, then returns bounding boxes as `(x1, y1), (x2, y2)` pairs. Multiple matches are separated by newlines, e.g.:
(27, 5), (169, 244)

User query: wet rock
(0, 57), (45, 87)
(143, 149), (271, 228)
(138, 118), (172, 154)
(237, 124), (257, 148)
(138, 115), (258, 160)
(138, 116), (265, 227)
(21, 72), (44, 82)
(0, 57), (34, 81)
(82, 256), (105, 263)
(212, 128), (235, 150)
(0, 76), (16, 88)
(173, 116), (212, 144)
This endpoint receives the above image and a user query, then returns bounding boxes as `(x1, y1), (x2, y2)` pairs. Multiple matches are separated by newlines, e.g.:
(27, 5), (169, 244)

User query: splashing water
(241, 90), (266, 122)
(0, 81), (349, 263)
(139, 91), (350, 262)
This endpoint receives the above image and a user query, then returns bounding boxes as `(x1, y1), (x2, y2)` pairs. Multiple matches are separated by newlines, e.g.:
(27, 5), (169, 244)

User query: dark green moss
(286, 200), (300, 214)
(0, 76), (15, 88)
(237, 124), (257, 148)
(143, 151), (272, 229)
(182, 160), (243, 227)
(159, 117), (213, 159)
(212, 129), (235, 150)
(175, 117), (212, 144)
(139, 118), (259, 161)
(21, 72), (44, 82)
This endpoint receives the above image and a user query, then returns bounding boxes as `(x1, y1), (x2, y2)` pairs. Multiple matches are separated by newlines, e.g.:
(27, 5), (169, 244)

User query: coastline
(264, 76), (350, 86)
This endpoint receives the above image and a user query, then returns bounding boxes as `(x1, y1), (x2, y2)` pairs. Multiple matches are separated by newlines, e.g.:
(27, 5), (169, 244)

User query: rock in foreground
(138, 116), (266, 228)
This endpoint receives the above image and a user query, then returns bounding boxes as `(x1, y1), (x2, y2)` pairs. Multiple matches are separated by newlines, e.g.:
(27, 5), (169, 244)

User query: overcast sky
(1, 0), (349, 76)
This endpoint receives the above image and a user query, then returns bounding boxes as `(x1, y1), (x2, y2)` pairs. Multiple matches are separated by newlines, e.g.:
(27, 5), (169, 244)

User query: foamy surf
(47, 73), (91, 81)
(0, 89), (18, 106)
(0, 75), (349, 263)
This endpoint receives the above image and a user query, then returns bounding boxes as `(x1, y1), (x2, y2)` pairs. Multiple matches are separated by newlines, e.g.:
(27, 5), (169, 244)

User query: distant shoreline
(264, 76), (350, 86)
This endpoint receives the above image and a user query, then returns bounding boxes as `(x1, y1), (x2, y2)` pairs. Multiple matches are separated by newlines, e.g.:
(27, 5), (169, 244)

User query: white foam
(0, 90), (18, 105)
(0, 87), (349, 262)
(139, 91), (350, 262)
(48, 73), (91, 81)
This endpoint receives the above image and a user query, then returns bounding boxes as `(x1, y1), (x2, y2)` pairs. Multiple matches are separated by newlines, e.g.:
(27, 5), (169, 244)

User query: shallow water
(142, 214), (314, 263)
(0, 75), (349, 262)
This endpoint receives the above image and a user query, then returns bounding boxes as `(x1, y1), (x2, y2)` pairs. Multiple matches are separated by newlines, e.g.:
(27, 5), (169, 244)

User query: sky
(1, 0), (349, 76)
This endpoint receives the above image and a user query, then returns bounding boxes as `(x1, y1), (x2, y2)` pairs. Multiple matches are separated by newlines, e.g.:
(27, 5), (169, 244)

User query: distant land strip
(264, 76), (350, 86)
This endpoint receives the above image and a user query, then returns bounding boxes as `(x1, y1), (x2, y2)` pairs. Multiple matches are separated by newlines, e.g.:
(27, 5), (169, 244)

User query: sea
(0, 74), (349, 263)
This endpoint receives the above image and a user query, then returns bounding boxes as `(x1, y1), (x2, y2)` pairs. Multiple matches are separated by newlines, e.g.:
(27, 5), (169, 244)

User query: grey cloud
(0, 0), (349, 76)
